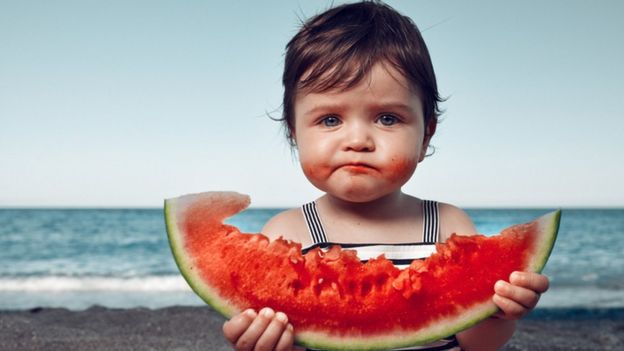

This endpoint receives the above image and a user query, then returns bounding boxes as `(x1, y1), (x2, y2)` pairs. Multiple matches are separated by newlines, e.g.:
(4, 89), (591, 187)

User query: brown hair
(280, 0), (443, 146)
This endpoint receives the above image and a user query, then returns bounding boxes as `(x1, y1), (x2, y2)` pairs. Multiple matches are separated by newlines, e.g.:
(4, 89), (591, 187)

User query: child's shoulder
(436, 201), (477, 241)
(262, 207), (312, 246)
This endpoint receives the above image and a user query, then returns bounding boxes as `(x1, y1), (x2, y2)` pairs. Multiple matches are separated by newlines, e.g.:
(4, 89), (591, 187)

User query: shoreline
(1, 306), (622, 351)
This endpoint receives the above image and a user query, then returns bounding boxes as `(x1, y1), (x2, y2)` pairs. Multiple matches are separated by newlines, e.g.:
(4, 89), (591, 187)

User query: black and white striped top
(301, 200), (442, 266)
(300, 200), (462, 351)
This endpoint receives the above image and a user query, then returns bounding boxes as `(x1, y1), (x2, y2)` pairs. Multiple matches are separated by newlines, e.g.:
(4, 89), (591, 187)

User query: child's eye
(321, 116), (341, 127)
(376, 114), (400, 126)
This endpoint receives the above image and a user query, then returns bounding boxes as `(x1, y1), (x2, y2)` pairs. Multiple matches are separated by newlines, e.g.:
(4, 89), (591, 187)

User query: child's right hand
(222, 307), (302, 351)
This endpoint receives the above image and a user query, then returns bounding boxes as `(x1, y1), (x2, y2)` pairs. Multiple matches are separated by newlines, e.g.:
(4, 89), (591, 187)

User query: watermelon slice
(164, 192), (560, 351)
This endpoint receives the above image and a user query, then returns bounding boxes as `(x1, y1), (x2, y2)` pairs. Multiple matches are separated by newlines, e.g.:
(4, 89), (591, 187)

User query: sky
(1, 0), (623, 208)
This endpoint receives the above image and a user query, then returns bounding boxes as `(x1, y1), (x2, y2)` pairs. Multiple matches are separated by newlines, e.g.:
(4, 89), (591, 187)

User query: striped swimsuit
(300, 200), (462, 351)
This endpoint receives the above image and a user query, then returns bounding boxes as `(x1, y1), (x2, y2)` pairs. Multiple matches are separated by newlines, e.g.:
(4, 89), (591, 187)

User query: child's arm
(440, 204), (550, 350)
(222, 307), (304, 351)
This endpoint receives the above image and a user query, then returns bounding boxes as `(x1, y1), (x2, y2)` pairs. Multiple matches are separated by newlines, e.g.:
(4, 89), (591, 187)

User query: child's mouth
(340, 163), (377, 174)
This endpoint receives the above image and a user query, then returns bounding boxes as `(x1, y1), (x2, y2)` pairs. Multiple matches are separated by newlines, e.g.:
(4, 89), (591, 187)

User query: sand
(1, 306), (622, 351)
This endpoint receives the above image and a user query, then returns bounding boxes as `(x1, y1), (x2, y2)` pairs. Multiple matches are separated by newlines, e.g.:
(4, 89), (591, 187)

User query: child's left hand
(492, 271), (550, 320)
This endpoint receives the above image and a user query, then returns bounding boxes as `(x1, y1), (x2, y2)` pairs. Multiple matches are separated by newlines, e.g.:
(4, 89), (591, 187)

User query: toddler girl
(223, 2), (549, 350)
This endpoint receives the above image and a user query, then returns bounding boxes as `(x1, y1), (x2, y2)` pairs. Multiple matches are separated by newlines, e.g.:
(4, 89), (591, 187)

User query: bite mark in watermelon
(164, 192), (560, 351)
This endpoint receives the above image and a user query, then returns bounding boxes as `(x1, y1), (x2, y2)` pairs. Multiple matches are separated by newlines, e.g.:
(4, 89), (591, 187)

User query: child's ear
(289, 128), (297, 148)
(419, 118), (437, 162)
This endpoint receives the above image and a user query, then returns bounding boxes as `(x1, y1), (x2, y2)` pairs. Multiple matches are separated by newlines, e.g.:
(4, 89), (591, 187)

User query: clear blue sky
(1, 0), (622, 208)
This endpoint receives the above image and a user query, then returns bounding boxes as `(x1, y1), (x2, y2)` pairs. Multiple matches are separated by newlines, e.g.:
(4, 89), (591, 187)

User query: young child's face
(293, 62), (432, 203)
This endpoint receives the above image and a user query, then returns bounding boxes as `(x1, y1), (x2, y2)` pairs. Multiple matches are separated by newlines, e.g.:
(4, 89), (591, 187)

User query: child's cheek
(302, 163), (332, 182)
(385, 156), (417, 183)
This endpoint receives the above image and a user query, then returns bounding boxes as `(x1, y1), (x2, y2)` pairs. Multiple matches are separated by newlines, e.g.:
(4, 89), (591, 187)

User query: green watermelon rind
(530, 210), (561, 273)
(296, 299), (499, 351)
(165, 192), (561, 351)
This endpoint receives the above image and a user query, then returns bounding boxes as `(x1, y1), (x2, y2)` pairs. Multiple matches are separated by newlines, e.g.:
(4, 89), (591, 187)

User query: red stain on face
(385, 157), (417, 183)
(340, 164), (376, 174)
(302, 164), (332, 181)
(301, 156), (416, 200)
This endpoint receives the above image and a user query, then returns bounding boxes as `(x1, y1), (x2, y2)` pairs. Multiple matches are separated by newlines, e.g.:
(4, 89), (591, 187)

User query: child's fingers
(492, 293), (527, 320)
(509, 271), (549, 293)
(495, 280), (540, 310)
(234, 307), (275, 351)
(274, 323), (296, 351)
(254, 311), (289, 351)
(223, 309), (257, 344)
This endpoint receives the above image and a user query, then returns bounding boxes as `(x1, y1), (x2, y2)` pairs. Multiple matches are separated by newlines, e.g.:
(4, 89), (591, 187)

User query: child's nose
(343, 123), (375, 152)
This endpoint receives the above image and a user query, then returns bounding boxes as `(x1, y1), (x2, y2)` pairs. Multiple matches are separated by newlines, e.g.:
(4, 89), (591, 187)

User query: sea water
(0, 208), (622, 310)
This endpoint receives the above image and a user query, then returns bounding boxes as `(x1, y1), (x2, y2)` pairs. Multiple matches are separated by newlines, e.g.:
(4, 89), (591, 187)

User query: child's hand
(492, 271), (550, 320)
(222, 307), (302, 351)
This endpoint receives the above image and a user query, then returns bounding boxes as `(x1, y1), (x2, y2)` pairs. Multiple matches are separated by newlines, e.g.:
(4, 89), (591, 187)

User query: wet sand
(1, 306), (622, 350)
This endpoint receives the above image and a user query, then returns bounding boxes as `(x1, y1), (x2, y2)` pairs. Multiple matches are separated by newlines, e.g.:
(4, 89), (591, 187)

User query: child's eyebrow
(299, 103), (345, 117)
(300, 101), (417, 118)
(370, 102), (414, 113)
(365, 102), (420, 118)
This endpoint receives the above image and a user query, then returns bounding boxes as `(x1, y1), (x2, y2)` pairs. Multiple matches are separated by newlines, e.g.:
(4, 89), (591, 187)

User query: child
(223, 1), (549, 350)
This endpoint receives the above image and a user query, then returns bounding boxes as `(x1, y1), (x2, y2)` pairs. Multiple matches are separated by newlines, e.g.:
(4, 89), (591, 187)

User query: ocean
(0, 207), (622, 311)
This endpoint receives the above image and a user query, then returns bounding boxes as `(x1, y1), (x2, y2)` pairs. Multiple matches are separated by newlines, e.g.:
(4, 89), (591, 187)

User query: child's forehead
(294, 62), (425, 118)
(297, 60), (415, 97)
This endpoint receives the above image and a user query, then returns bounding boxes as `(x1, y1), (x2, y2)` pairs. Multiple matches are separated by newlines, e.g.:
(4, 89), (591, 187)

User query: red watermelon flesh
(165, 192), (560, 351)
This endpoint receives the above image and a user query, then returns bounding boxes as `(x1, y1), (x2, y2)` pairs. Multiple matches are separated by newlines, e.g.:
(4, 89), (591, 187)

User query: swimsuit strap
(422, 200), (440, 243)
(302, 200), (440, 244)
(301, 201), (328, 244)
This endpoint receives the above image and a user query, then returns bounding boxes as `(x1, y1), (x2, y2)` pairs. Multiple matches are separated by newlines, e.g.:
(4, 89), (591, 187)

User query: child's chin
(335, 188), (394, 203)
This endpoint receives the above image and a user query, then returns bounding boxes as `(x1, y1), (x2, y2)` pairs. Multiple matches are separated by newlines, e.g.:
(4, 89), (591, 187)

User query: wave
(0, 275), (192, 292)
(0, 278), (622, 309)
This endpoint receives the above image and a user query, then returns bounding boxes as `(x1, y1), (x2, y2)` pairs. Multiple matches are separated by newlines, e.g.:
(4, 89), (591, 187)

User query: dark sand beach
(1, 306), (622, 351)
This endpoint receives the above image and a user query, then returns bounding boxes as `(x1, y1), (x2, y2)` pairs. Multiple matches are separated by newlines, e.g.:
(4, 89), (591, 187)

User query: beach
(1, 306), (622, 351)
